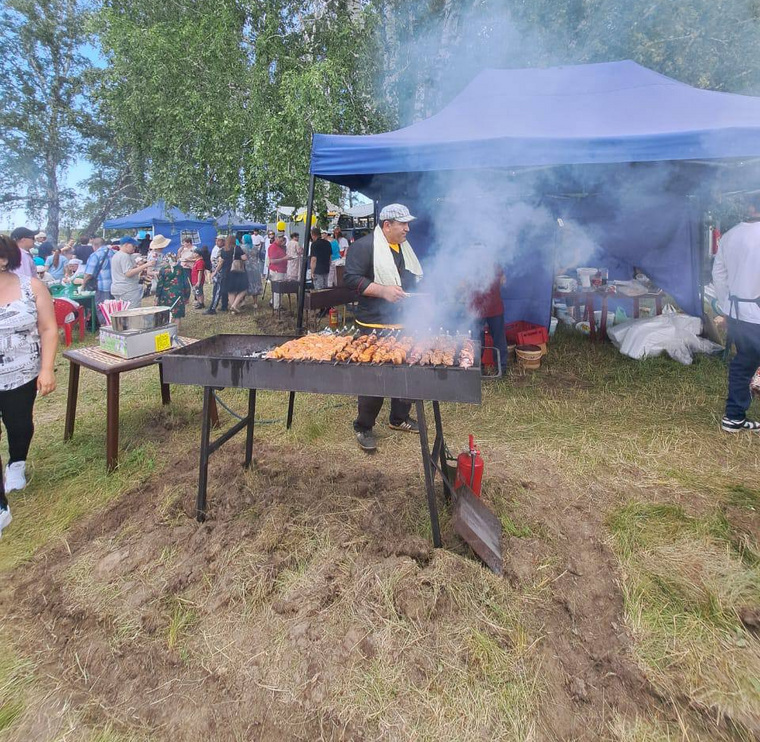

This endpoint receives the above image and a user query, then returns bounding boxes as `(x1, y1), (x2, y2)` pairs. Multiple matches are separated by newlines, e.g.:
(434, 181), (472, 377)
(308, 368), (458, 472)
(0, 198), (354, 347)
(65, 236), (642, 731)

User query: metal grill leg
(244, 389), (256, 468)
(197, 386), (213, 522)
(417, 400), (442, 548)
(286, 391), (296, 429)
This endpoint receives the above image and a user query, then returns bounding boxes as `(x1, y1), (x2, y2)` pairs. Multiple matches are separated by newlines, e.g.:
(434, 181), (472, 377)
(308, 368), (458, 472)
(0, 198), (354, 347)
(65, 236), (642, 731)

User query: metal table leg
(197, 386), (214, 522)
(159, 362), (171, 405)
(416, 400), (442, 548)
(64, 362), (80, 441)
(244, 389), (256, 468)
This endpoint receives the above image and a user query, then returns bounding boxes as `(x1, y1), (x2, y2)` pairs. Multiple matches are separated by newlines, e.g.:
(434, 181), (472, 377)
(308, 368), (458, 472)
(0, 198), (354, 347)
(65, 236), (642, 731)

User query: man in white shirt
(9, 227), (37, 279)
(712, 197), (760, 432)
(210, 235), (224, 268)
(250, 229), (266, 277)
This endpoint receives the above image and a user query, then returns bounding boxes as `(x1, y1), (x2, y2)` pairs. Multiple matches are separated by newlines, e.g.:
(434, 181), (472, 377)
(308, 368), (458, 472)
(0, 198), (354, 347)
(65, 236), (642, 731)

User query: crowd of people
(0, 220), (369, 537)
(4, 224), (363, 332)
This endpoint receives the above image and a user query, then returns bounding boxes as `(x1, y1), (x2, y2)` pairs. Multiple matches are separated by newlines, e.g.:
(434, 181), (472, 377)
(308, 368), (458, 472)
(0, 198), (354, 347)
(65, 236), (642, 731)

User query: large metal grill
(158, 333), (499, 572)
(160, 334), (482, 404)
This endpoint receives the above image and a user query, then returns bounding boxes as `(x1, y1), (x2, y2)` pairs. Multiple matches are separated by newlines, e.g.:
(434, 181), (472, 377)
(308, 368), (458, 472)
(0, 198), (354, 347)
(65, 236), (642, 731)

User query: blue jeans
(725, 318), (760, 419)
(478, 313), (507, 371)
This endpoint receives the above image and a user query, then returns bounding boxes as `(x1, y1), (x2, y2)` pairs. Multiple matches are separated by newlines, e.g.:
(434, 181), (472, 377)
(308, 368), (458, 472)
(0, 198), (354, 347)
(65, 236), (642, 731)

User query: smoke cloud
(363, 1), (760, 332)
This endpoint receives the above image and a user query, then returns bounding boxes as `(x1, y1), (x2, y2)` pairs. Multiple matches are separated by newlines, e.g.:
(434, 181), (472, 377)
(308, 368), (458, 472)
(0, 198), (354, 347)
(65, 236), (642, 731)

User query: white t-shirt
(712, 221), (760, 324)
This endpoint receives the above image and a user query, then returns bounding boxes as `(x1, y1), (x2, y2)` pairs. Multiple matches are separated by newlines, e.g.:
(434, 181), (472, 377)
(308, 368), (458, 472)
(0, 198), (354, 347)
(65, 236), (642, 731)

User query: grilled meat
(267, 332), (475, 367)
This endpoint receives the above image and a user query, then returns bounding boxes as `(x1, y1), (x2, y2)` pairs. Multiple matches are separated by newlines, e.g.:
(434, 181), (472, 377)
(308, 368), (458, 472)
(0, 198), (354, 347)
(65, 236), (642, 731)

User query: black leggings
(0, 378), (37, 505)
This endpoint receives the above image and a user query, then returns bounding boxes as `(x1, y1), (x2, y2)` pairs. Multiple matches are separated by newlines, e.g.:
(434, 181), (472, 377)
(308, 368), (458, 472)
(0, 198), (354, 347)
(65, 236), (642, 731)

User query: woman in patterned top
(154, 250), (191, 330)
(0, 236), (58, 538)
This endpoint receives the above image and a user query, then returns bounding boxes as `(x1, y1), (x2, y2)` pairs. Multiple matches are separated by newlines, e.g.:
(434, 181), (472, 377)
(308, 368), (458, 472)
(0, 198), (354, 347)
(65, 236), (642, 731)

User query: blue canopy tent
(216, 212), (267, 232)
(299, 60), (760, 329)
(103, 201), (216, 253)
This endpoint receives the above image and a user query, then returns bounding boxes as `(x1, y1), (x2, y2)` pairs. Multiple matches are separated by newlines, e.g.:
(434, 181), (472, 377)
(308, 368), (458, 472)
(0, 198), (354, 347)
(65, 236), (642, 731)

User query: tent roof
(104, 200), (212, 230)
(311, 60), (760, 190)
(215, 212), (266, 231)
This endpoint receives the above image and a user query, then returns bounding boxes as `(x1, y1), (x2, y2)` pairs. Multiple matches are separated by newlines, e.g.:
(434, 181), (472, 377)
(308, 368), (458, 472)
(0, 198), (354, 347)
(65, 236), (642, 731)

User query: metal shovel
(452, 483), (503, 575)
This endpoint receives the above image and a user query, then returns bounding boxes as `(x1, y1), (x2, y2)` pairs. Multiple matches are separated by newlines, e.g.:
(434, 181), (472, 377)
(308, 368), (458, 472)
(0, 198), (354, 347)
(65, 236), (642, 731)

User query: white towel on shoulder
(372, 225), (423, 286)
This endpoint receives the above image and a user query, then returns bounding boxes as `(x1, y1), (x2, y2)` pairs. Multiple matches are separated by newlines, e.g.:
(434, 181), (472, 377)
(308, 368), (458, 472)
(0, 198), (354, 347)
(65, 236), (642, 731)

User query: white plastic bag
(751, 368), (760, 398)
(607, 312), (722, 365)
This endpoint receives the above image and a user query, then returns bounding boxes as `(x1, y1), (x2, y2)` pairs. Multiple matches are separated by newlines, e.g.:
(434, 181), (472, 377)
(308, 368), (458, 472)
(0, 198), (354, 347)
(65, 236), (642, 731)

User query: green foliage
(6, 0), (760, 229)
(95, 0), (386, 217)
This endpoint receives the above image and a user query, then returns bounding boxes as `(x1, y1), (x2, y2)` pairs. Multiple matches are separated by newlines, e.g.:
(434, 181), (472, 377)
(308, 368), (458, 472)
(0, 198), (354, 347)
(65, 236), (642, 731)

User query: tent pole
(289, 173), (316, 431)
(296, 173), (316, 333)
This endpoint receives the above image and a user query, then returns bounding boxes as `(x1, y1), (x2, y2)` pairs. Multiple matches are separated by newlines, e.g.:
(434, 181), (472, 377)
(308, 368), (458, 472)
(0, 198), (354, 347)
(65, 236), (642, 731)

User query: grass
(0, 639), (34, 734)
(0, 292), (759, 739)
(166, 596), (198, 653)
(609, 501), (760, 733)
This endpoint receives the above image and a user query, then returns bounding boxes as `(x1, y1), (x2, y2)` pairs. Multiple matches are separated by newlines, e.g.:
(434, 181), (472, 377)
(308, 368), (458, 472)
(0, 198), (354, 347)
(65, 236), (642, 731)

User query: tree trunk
(44, 152), (60, 245)
(80, 170), (133, 237)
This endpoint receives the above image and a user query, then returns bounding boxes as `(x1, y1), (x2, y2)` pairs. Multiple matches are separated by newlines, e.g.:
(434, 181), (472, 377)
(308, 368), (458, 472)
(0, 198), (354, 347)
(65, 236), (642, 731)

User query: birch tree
(0, 0), (92, 242)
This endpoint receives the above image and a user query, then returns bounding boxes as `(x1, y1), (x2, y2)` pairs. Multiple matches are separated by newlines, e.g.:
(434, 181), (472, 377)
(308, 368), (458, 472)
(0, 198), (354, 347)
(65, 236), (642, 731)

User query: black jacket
(343, 232), (420, 326)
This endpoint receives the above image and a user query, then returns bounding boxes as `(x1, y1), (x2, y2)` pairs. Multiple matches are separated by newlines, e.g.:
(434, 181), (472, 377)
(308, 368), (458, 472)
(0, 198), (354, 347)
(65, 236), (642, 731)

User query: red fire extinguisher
(454, 435), (484, 496)
(328, 307), (339, 328)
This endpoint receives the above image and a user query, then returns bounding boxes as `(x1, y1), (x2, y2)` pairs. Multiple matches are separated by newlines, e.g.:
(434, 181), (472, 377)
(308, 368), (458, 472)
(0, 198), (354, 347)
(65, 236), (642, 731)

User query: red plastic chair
(53, 299), (85, 347)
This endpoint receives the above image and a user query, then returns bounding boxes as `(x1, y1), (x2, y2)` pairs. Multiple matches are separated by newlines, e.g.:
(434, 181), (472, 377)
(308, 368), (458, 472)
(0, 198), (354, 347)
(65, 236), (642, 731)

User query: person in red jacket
(468, 264), (507, 373)
(191, 246), (210, 309)
(268, 235), (288, 309)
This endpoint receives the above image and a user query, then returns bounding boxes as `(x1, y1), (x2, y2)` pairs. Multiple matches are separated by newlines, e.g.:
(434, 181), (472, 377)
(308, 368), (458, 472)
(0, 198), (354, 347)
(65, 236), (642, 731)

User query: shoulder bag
(82, 249), (110, 292)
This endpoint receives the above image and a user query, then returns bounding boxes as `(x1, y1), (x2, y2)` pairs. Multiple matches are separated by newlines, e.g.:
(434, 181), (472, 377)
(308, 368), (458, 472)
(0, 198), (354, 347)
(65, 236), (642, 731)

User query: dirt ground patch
(0, 440), (734, 740)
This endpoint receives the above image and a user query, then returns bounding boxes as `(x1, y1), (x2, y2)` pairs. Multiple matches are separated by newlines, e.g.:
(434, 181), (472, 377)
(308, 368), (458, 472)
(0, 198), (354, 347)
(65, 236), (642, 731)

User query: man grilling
(344, 203), (424, 451)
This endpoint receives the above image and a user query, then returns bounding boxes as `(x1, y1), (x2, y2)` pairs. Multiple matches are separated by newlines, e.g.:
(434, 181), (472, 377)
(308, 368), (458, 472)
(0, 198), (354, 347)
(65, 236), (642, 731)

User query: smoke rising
(364, 0), (760, 333)
(397, 171), (602, 335)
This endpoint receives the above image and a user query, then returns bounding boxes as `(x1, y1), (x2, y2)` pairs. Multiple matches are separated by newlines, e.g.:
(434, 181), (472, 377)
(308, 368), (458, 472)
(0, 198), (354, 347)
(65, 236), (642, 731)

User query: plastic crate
(517, 327), (549, 346)
(504, 320), (546, 345)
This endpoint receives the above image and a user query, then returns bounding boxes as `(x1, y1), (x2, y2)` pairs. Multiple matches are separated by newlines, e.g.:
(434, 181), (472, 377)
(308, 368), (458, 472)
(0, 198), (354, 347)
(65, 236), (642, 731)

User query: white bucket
(577, 267), (597, 288)
(549, 316), (558, 337)
(593, 310), (615, 329)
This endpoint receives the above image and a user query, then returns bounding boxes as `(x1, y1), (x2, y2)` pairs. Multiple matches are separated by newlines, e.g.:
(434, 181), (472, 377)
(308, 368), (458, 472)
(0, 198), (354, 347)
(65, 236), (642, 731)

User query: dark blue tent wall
(309, 61), (760, 327)
(104, 201), (216, 253)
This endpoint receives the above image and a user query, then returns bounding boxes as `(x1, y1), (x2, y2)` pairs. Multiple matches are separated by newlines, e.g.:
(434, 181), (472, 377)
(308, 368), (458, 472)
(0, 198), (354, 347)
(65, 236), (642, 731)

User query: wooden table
(63, 339), (218, 471)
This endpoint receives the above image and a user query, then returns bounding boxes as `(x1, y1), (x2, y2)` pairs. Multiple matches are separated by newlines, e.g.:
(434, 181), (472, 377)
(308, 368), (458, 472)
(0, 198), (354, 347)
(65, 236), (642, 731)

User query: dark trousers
(479, 313), (508, 371)
(355, 396), (412, 433)
(725, 318), (760, 419)
(353, 327), (412, 432)
(0, 378), (37, 505)
(210, 273), (229, 311)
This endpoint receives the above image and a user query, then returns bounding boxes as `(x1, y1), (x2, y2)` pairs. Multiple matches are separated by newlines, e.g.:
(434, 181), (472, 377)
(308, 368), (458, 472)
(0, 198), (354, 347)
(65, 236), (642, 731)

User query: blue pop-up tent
(215, 212), (267, 232)
(104, 201), (216, 253)
(300, 60), (760, 328)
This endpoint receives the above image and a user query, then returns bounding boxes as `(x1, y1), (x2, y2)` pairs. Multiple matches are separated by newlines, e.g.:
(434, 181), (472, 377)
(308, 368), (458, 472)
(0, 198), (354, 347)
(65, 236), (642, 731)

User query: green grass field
(0, 294), (758, 740)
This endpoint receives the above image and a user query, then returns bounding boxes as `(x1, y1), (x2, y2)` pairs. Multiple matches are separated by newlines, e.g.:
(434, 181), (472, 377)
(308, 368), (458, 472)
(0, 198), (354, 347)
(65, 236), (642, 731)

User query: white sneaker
(5, 461), (27, 492)
(0, 505), (11, 539)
